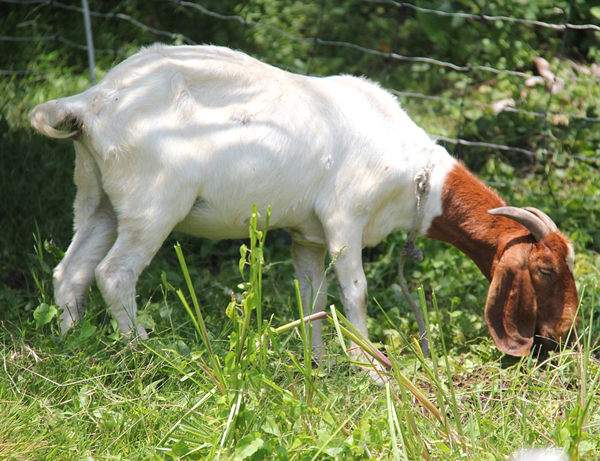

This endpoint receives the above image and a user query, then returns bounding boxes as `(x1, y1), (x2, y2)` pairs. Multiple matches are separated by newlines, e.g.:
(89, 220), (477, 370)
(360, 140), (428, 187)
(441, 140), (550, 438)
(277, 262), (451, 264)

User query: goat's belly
(174, 201), (262, 239)
(173, 197), (326, 244)
(174, 216), (252, 240)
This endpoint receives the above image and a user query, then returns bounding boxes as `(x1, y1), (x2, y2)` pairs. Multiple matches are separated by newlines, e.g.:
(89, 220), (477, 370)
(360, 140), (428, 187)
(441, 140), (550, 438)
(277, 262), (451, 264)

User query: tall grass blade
(248, 204), (271, 368)
(386, 383), (408, 461)
(174, 243), (227, 392)
(175, 243), (213, 355)
(328, 304), (351, 360)
(294, 279), (313, 402)
(220, 389), (244, 447)
(325, 306), (443, 424)
(429, 289), (464, 440)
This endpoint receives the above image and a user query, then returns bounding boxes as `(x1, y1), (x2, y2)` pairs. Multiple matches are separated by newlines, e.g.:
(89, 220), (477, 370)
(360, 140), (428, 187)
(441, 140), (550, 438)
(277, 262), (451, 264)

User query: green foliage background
(1, 2), (600, 458)
(2, 0), (599, 336)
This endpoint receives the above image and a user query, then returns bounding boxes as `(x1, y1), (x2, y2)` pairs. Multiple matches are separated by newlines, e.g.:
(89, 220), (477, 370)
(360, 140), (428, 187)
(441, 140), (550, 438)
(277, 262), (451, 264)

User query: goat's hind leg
(93, 227), (168, 341)
(54, 198), (117, 334)
(93, 192), (193, 340)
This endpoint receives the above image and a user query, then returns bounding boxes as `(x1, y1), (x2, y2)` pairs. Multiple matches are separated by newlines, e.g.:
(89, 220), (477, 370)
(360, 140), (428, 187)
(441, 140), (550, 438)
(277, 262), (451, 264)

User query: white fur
(510, 448), (569, 461)
(30, 44), (457, 350)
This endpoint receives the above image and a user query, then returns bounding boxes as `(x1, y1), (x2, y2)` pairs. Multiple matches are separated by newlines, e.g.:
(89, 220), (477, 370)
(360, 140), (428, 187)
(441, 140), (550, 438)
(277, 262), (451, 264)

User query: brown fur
(427, 162), (578, 356)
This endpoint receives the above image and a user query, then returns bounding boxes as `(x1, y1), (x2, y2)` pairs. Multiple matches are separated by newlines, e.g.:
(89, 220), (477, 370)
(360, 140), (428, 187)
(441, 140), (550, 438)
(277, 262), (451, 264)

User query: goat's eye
(538, 267), (554, 279)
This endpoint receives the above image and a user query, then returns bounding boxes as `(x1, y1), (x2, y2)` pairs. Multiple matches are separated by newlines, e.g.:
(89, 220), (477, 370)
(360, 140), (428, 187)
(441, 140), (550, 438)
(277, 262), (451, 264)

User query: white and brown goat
(30, 44), (578, 357)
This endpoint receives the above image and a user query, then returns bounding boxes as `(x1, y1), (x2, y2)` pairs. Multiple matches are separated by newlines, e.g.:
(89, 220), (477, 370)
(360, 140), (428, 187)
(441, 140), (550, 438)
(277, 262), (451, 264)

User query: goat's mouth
(533, 327), (578, 353)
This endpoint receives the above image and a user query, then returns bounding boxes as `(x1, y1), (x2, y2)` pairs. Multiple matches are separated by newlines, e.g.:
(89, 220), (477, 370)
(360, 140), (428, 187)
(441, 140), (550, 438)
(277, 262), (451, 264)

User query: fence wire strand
(366, 0), (600, 32)
(4, 0), (600, 33)
(2, 0), (599, 175)
(3, 0), (600, 83)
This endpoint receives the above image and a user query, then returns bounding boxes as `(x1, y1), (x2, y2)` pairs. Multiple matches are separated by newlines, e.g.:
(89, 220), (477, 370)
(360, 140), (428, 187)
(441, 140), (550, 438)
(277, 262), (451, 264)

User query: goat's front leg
(291, 241), (328, 357)
(325, 229), (369, 361)
(333, 248), (369, 353)
(329, 237), (389, 381)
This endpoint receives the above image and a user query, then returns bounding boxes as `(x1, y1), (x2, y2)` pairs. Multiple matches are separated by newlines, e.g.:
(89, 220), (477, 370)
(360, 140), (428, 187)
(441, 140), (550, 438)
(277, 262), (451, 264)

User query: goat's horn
(488, 206), (549, 242)
(523, 207), (558, 233)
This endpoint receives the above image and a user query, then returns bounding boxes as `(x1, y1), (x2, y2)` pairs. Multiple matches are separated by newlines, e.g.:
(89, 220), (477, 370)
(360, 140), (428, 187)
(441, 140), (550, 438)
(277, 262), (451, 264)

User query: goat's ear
(484, 244), (536, 356)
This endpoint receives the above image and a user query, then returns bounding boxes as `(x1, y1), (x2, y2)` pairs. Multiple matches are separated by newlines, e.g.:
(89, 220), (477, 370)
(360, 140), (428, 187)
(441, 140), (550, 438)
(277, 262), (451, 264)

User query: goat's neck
(426, 162), (525, 281)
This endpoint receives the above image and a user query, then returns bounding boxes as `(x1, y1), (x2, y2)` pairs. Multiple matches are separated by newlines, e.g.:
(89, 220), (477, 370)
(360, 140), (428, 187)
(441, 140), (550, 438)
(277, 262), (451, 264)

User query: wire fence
(2, 0), (599, 201)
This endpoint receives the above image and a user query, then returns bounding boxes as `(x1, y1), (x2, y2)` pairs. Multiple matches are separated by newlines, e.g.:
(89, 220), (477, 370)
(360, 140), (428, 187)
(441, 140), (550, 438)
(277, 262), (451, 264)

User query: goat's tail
(30, 96), (87, 139)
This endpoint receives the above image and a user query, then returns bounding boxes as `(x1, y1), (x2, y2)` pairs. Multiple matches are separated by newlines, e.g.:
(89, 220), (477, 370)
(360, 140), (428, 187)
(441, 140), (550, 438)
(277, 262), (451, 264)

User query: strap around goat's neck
(407, 153), (436, 253)
(397, 150), (436, 358)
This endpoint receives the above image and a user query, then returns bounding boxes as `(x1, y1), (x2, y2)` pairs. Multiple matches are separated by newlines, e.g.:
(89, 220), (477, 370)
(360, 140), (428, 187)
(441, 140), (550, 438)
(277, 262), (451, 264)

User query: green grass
(2, 7), (600, 457)
(2, 210), (599, 460)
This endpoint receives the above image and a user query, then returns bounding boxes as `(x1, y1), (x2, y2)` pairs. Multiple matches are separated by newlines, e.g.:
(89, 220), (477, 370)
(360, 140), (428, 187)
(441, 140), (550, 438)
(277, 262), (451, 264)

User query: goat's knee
(339, 276), (368, 335)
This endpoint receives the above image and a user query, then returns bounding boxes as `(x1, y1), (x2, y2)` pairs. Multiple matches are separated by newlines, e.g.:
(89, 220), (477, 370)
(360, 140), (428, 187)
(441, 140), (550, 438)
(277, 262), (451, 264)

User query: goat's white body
(31, 44), (456, 349)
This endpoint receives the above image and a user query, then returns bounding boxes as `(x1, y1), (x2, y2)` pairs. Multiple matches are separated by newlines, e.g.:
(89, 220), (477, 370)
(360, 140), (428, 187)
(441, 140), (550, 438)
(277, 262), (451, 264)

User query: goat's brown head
(485, 207), (579, 356)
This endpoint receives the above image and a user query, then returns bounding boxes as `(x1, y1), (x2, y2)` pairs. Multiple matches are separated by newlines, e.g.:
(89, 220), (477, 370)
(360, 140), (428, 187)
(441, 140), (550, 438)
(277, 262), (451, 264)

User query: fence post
(81, 0), (96, 85)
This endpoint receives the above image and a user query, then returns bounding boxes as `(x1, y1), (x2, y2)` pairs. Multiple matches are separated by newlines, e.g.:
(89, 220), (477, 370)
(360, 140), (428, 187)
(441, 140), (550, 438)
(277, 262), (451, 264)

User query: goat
(30, 44), (578, 357)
